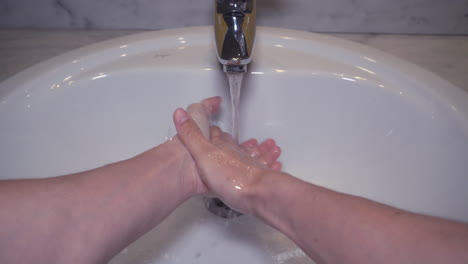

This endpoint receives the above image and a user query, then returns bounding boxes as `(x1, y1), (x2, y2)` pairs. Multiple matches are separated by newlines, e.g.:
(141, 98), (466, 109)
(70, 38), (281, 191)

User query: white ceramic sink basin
(1, 27), (468, 264)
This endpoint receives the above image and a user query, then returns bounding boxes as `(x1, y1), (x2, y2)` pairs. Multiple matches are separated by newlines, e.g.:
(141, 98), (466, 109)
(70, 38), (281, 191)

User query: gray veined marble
(1, 0), (468, 34)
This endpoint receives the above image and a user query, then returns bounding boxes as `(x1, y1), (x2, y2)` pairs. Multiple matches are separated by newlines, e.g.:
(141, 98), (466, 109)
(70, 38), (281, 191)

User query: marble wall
(1, 0), (467, 34)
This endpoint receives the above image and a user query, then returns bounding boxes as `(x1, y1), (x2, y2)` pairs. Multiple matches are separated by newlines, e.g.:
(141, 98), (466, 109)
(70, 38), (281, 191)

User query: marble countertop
(0, 29), (467, 92)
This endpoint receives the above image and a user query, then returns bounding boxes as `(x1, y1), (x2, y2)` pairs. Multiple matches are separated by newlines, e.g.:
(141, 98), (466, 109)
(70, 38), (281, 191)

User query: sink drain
(204, 198), (243, 218)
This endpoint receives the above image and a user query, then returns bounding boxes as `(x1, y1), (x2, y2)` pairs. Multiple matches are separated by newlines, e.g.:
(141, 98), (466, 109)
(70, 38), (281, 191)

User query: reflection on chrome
(179, 40), (187, 44)
(274, 44), (284, 48)
(341, 77), (356, 82)
(364, 57), (377, 63)
(177, 37), (184, 40)
(450, 105), (458, 112)
(119, 45), (128, 48)
(63, 75), (72, 82)
(379, 84), (385, 88)
(356, 66), (375, 75)
(91, 74), (108, 80)
(202, 68), (213, 71)
(251, 72), (265, 75)
(354, 76), (367, 80)
(274, 69), (286, 73)
(121, 54), (127, 57)
(72, 60), (79, 64)
(280, 36), (295, 40)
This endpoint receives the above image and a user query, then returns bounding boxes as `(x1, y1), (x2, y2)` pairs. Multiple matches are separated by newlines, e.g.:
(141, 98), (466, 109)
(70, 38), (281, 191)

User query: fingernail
(174, 108), (189, 125)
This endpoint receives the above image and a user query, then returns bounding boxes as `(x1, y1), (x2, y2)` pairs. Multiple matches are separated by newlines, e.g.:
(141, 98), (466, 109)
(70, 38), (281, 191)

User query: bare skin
(0, 97), (282, 264)
(173, 107), (468, 264)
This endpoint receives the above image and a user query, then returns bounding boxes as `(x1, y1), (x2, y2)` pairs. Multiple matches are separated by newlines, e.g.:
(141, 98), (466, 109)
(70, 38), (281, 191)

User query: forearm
(250, 171), (332, 262)
(252, 171), (468, 264)
(0, 139), (194, 263)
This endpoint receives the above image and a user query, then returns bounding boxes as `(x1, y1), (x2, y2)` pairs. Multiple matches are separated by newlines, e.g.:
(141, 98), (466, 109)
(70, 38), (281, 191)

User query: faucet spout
(215, 0), (256, 73)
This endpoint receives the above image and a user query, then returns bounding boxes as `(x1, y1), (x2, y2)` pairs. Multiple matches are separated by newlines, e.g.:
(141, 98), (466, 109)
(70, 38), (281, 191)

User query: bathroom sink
(1, 26), (467, 264)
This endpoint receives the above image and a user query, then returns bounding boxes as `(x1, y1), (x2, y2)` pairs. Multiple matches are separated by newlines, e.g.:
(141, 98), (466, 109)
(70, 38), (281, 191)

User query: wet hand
(173, 106), (282, 215)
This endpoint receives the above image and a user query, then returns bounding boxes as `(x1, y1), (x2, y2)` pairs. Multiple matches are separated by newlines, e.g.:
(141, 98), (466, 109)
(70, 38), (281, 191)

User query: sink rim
(1, 26), (468, 121)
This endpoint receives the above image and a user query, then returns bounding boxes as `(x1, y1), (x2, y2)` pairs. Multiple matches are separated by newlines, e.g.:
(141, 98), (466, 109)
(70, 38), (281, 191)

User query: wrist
(248, 170), (299, 237)
(157, 137), (204, 198)
(131, 137), (200, 201)
(238, 168), (276, 216)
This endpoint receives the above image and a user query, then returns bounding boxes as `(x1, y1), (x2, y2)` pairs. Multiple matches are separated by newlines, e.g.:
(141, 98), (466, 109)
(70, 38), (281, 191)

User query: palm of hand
(176, 96), (281, 214)
(196, 126), (281, 214)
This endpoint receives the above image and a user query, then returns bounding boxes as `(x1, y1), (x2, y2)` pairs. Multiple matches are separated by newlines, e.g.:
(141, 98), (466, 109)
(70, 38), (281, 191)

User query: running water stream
(226, 72), (244, 143)
(205, 72), (245, 218)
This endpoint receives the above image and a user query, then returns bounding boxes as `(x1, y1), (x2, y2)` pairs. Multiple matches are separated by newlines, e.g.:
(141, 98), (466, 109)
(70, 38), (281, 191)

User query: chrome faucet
(215, 0), (256, 73)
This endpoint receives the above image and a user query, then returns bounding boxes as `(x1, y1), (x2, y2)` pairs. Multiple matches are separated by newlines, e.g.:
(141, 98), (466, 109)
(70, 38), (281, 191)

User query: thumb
(173, 108), (210, 157)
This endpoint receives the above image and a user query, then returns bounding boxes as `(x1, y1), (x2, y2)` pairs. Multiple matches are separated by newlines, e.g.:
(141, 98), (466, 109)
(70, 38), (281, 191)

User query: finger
(201, 96), (222, 114)
(186, 97), (221, 139)
(259, 139), (276, 153)
(248, 146), (261, 159)
(173, 108), (211, 156)
(211, 129), (235, 143)
(270, 162), (282, 171)
(241, 139), (258, 151)
(261, 146), (282, 165)
(187, 96), (222, 116)
(220, 131), (237, 145)
(210, 126), (223, 139)
(240, 139), (259, 158)
(187, 104), (210, 139)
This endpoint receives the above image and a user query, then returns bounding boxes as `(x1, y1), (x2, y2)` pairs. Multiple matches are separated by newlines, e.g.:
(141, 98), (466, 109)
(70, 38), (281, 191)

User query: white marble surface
(1, 0), (468, 34)
(1, 29), (467, 93)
